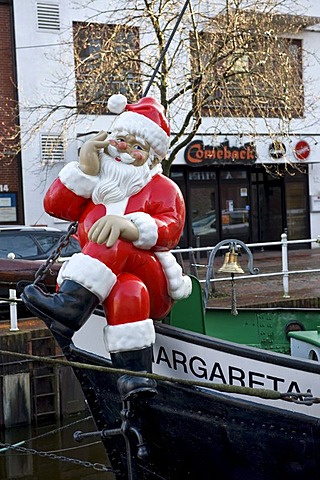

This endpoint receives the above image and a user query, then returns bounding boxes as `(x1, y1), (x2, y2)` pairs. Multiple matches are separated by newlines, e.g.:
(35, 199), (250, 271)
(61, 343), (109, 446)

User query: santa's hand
(88, 215), (139, 247)
(79, 131), (110, 176)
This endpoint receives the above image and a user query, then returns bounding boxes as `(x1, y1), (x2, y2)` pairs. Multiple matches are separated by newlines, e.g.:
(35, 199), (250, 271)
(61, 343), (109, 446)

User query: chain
(33, 221), (78, 285)
(0, 441), (114, 473)
(280, 390), (320, 405)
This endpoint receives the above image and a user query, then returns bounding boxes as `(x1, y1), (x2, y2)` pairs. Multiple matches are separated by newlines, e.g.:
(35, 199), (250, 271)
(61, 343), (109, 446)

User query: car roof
(0, 225), (62, 232)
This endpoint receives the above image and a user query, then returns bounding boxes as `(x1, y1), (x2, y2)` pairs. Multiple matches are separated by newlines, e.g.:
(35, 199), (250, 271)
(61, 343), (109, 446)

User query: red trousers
(82, 239), (173, 325)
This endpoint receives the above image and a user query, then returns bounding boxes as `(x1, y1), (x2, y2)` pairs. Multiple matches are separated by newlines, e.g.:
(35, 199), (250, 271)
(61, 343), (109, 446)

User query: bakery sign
(184, 139), (257, 166)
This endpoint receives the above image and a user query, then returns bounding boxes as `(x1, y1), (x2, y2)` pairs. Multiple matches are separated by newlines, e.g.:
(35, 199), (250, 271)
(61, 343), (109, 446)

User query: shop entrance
(171, 165), (309, 249)
(251, 172), (284, 243)
(251, 167), (309, 245)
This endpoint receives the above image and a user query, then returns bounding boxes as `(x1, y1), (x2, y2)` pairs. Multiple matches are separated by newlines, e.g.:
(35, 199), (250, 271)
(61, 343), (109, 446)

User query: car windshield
(0, 233), (39, 258)
(34, 233), (63, 253)
(60, 237), (81, 256)
(0, 231), (81, 259)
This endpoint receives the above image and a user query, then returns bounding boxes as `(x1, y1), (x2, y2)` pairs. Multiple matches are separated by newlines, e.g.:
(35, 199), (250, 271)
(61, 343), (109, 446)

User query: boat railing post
(174, 247), (185, 273)
(195, 235), (201, 264)
(189, 248), (199, 278)
(9, 288), (19, 331)
(281, 233), (290, 298)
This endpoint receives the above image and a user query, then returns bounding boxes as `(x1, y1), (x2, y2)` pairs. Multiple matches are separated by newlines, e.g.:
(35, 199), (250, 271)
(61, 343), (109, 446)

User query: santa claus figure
(22, 94), (191, 400)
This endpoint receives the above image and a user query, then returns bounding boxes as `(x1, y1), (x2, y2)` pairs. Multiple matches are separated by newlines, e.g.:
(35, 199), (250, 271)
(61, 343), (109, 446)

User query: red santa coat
(44, 169), (186, 323)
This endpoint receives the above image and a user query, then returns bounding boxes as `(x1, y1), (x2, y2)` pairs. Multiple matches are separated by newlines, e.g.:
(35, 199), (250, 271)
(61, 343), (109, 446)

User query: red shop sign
(294, 140), (310, 160)
(184, 140), (257, 166)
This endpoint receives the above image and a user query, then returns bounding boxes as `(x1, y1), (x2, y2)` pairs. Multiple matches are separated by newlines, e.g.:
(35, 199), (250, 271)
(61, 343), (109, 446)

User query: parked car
(0, 225), (81, 260)
(0, 225), (81, 320)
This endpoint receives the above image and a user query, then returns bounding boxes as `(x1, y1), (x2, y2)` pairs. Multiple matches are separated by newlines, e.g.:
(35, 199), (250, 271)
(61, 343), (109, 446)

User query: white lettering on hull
(153, 335), (320, 417)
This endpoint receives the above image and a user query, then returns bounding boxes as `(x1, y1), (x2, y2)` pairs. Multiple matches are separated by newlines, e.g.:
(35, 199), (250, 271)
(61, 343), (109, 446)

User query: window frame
(73, 21), (141, 115)
(191, 31), (303, 119)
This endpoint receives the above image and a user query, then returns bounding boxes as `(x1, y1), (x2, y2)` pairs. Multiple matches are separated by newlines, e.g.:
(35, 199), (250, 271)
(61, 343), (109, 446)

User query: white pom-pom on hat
(107, 94), (127, 114)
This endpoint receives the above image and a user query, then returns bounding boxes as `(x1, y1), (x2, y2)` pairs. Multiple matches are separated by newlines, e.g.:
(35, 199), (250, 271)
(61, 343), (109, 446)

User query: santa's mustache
(91, 152), (152, 206)
(107, 144), (134, 164)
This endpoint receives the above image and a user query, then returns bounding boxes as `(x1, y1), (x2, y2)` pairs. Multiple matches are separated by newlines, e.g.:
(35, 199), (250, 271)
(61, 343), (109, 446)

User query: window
(191, 29), (303, 119)
(73, 22), (141, 114)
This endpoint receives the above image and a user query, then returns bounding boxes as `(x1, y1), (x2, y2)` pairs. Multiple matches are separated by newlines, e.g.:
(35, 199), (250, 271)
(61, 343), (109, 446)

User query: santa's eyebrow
(134, 136), (147, 146)
(116, 131), (129, 138)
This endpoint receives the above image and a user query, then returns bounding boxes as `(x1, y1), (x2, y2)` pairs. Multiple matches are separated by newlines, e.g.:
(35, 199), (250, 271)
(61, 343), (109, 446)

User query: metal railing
(172, 233), (320, 308)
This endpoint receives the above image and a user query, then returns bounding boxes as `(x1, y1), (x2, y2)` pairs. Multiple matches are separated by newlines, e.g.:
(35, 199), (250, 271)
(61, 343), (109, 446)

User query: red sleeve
(149, 176), (186, 250)
(44, 178), (90, 222)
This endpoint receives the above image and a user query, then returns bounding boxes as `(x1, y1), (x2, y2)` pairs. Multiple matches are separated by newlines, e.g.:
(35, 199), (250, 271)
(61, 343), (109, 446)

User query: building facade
(2, 0), (320, 249)
(0, 0), (24, 224)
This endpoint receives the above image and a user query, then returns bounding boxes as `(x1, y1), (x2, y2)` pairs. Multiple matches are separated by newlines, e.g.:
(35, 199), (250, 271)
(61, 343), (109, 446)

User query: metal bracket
(74, 399), (147, 480)
(203, 238), (259, 308)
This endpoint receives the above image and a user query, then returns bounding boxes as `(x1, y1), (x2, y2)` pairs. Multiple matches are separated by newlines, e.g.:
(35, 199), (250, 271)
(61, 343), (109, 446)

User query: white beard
(92, 152), (152, 206)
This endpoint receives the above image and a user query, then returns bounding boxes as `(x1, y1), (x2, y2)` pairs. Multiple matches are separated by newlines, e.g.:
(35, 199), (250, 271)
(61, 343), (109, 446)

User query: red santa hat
(107, 94), (170, 159)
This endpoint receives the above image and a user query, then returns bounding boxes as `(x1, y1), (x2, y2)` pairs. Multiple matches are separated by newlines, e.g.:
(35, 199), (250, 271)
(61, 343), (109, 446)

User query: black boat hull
(58, 336), (320, 480)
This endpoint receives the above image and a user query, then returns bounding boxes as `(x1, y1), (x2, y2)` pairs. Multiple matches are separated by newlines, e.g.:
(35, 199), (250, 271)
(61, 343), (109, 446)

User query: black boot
(21, 280), (99, 337)
(111, 346), (157, 401)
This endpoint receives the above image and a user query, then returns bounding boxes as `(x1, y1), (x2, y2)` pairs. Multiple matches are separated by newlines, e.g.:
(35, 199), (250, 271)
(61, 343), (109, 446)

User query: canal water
(0, 412), (116, 479)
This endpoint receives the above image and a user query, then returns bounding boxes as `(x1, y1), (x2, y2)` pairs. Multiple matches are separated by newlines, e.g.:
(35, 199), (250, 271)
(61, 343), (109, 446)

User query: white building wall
(12, 0), (320, 239)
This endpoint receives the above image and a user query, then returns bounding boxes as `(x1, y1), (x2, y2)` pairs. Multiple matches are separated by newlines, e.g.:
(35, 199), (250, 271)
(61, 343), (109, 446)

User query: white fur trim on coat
(155, 251), (192, 300)
(150, 163), (162, 175)
(57, 253), (116, 302)
(59, 162), (99, 198)
(124, 212), (158, 249)
(103, 319), (156, 353)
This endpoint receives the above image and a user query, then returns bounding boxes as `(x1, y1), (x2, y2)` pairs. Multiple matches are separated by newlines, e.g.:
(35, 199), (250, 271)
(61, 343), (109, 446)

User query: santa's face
(91, 146), (152, 206)
(106, 133), (150, 167)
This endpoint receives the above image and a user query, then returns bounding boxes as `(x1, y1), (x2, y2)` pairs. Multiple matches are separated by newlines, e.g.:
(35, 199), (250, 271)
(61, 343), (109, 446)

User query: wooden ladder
(31, 333), (60, 424)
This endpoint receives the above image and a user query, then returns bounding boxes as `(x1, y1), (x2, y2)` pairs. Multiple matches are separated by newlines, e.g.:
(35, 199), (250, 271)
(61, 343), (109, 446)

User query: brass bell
(218, 251), (230, 273)
(218, 248), (244, 274)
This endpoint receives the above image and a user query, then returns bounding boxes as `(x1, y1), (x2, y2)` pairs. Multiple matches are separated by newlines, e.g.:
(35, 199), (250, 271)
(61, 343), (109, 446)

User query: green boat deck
(168, 276), (320, 354)
(288, 328), (320, 348)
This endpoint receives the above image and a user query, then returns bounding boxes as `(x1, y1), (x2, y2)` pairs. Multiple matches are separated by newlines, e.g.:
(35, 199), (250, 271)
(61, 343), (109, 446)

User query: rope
(0, 348), (293, 402)
(231, 273), (238, 316)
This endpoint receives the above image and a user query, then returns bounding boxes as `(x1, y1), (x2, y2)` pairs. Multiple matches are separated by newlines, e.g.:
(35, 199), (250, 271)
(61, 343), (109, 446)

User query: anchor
(73, 399), (148, 480)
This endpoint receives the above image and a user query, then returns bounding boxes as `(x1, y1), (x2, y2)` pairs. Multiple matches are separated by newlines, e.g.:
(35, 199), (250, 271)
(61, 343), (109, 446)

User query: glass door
(285, 176), (309, 240)
(251, 170), (284, 244)
(219, 170), (250, 243)
(189, 171), (219, 247)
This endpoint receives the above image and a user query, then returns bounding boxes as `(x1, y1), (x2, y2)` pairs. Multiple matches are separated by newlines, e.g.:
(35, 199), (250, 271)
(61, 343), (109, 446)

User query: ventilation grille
(41, 134), (65, 165)
(37, 3), (60, 31)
